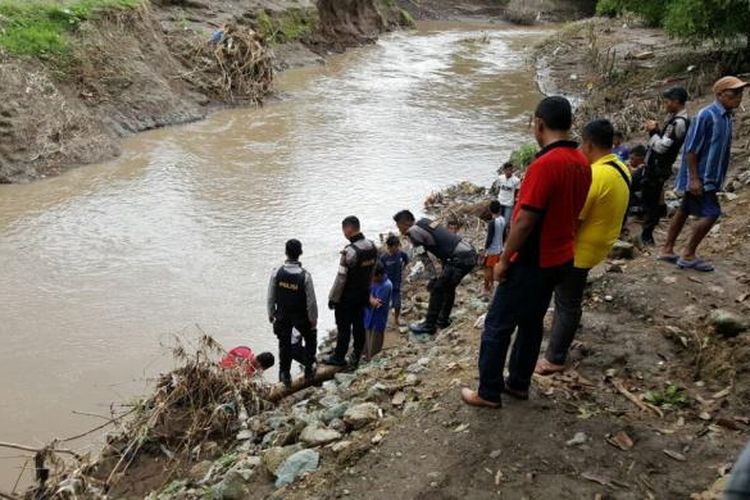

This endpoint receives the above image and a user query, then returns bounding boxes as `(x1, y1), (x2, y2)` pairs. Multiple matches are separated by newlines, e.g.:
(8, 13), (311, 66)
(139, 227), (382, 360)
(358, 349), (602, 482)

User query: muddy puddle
(0, 22), (548, 487)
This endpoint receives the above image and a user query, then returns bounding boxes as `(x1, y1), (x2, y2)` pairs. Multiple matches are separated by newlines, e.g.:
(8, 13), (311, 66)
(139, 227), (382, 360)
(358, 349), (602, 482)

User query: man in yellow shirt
(536, 119), (631, 375)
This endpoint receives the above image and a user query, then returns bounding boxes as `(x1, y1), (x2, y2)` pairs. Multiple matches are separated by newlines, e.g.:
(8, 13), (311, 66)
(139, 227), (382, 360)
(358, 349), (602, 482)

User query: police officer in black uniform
(325, 216), (378, 369)
(393, 210), (477, 335)
(641, 87), (690, 245)
(267, 239), (318, 389)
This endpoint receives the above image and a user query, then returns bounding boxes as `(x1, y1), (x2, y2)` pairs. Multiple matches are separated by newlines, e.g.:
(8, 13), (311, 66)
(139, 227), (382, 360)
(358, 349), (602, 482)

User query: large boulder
(709, 309), (748, 337)
(262, 444), (304, 476)
(343, 402), (380, 430)
(608, 240), (635, 260)
(274, 449), (320, 487)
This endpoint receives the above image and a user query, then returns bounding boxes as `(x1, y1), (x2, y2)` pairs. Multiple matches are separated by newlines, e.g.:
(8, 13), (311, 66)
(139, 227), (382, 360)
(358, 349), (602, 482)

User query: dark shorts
(391, 288), (402, 311)
(680, 190), (721, 218)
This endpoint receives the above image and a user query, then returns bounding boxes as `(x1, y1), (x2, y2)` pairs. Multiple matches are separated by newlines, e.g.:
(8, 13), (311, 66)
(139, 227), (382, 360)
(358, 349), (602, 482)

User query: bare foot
(534, 358), (566, 376)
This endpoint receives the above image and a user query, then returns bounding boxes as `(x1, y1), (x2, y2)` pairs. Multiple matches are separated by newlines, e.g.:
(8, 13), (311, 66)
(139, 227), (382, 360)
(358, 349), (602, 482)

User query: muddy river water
(0, 22), (546, 486)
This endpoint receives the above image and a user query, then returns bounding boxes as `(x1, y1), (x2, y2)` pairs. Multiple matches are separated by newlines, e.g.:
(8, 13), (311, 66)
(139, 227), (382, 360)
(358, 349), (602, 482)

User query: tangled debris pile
(169, 26), (274, 104)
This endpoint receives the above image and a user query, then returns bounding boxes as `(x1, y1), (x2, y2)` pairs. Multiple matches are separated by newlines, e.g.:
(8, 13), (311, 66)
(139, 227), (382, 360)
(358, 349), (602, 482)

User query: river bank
(6, 11), (750, 500)
(0, 20), (550, 495)
(0, 0), (412, 184)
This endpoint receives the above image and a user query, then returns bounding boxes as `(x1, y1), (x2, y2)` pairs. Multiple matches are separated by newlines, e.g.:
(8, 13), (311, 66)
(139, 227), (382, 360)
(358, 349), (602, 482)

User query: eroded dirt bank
(0, 0), (409, 184)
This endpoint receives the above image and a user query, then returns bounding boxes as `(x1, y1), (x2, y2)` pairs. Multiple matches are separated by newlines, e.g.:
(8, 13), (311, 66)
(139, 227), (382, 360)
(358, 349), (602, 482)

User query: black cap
(662, 87), (688, 103)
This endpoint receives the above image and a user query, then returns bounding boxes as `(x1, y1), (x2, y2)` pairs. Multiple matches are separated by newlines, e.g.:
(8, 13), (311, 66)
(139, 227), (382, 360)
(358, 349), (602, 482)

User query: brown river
(0, 22), (546, 487)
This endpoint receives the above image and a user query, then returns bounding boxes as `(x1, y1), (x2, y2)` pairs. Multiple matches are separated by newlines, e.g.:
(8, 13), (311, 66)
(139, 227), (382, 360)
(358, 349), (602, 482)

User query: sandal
(534, 358), (566, 376)
(677, 257), (715, 272)
(657, 254), (679, 264)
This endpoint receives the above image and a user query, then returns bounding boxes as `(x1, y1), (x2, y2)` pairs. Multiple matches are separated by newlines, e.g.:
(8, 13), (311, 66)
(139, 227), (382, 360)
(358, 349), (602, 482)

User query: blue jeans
(478, 261), (571, 403)
(501, 204), (514, 227)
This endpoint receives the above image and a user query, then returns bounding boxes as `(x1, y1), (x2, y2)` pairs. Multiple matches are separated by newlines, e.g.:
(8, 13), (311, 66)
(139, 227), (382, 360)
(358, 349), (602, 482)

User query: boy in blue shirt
(362, 263), (393, 361)
(380, 234), (409, 326)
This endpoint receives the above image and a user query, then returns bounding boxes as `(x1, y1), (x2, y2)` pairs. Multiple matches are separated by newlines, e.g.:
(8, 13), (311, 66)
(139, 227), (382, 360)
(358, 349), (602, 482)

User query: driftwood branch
(267, 364), (343, 402)
(611, 379), (664, 418)
(0, 442), (78, 457)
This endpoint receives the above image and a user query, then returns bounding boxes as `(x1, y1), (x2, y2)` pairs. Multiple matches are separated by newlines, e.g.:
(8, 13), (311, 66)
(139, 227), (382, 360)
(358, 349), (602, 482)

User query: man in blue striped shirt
(660, 76), (748, 272)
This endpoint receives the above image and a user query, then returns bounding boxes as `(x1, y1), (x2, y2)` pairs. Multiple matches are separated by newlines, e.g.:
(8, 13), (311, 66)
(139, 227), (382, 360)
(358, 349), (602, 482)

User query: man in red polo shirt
(461, 96), (591, 408)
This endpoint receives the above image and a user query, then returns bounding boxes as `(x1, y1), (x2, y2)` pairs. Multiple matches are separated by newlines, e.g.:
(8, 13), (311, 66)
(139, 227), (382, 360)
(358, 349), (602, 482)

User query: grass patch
(255, 8), (318, 45)
(0, 0), (142, 57)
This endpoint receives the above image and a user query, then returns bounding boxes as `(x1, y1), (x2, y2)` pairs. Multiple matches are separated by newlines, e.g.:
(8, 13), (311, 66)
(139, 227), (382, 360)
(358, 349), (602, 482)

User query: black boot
(324, 355), (347, 367)
(304, 364), (316, 383)
(640, 228), (655, 246)
(280, 371), (292, 390)
(409, 321), (436, 335)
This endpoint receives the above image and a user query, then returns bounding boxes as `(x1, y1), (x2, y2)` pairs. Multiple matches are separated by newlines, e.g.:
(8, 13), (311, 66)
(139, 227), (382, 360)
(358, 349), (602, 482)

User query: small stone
(212, 470), (249, 500)
(330, 440), (352, 453)
(329, 418), (347, 433)
(391, 392), (406, 407)
(608, 240), (635, 260)
(189, 460), (213, 481)
(371, 431), (386, 444)
(300, 425), (342, 446)
(489, 449), (502, 459)
(274, 449), (320, 487)
(343, 403), (380, 430)
(699, 411), (712, 421)
(322, 403), (350, 424)
(236, 429), (254, 441)
(709, 309), (748, 337)
(663, 276), (678, 285)
(405, 374), (419, 386)
(604, 295), (614, 302)
(565, 432), (588, 447)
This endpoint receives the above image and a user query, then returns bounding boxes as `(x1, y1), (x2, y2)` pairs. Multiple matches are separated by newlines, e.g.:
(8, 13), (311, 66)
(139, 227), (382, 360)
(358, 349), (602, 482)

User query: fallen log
(267, 364), (343, 403)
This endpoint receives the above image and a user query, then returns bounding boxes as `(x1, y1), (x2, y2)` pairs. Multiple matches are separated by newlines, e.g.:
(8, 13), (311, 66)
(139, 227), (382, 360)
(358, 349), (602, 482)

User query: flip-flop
(534, 358), (566, 376)
(677, 258), (715, 272)
(657, 254), (679, 264)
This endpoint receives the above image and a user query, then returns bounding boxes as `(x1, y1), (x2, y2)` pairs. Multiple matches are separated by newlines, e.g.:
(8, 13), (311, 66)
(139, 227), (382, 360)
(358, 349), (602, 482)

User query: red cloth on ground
(220, 346), (260, 377)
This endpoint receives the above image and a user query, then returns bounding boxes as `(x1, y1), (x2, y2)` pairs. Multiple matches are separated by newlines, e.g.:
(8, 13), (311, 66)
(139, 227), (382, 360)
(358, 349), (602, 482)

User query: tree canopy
(597, 0), (750, 44)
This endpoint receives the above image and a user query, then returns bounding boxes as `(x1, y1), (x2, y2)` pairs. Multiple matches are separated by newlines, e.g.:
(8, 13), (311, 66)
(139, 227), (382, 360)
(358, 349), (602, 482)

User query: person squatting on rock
(481, 200), (506, 296)
(362, 262), (393, 361)
(220, 347), (275, 377)
(461, 96), (591, 408)
(267, 239), (318, 389)
(535, 119), (631, 375)
(393, 210), (477, 336)
(660, 76), (748, 272)
(380, 234), (409, 326)
(640, 86), (690, 246)
(326, 216), (378, 369)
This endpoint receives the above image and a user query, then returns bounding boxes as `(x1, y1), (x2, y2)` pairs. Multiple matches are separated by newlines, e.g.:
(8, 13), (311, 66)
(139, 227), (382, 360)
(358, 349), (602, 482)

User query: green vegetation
(256, 8), (318, 45)
(644, 384), (689, 411)
(510, 143), (538, 170)
(597, 0), (750, 49)
(0, 0), (142, 57)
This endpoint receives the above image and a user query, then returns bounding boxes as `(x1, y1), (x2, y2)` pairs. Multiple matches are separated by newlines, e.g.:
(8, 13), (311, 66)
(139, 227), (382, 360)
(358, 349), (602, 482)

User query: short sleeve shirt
(512, 141), (592, 268)
(380, 251), (409, 290)
(575, 154), (631, 269)
(497, 175), (521, 206)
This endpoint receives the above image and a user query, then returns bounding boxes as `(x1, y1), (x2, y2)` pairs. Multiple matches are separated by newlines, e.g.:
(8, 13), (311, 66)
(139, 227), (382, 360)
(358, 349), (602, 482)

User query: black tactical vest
(647, 115), (690, 178)
(274, 266), (306, 320)
(342, 236), (378, 305)
(415, 218), (461, 261)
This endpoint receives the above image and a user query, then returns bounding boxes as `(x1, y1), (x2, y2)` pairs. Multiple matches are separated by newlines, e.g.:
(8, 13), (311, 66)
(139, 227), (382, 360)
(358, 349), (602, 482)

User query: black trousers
(425, 261), (474, 329)
(333, 302), (366, 362)
(478, 262), (570, 403)
(545, 266), (591, 365)
(274, 318), (316, 376)
(641, 175), (667, 237)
